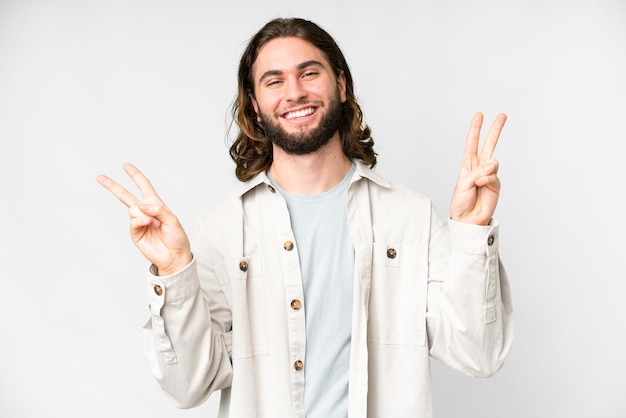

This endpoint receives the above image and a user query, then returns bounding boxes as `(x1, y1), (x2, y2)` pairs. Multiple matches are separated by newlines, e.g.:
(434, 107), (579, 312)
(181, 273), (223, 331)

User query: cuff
(448, 218), (499, 257)
(147, 255), (199, 306)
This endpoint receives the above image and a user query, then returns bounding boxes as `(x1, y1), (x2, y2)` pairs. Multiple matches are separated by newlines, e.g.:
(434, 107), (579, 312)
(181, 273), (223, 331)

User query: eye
(264, 79), (283, 88)
(302, 71), (319, 79)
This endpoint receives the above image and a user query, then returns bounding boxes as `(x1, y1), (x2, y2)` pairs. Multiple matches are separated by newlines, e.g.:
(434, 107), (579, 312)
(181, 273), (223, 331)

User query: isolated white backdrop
(1, 0), (625, 417)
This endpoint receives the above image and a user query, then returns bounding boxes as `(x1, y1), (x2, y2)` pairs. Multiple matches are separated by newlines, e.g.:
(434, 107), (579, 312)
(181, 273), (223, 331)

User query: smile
(282, 107), (317, 120)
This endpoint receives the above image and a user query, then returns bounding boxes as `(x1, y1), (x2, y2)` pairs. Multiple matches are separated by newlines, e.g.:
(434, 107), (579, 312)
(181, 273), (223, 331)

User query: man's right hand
(97, 163), (192, 276)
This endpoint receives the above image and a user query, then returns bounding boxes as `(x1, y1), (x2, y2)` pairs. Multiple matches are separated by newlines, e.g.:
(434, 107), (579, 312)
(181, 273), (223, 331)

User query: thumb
(138, 203), (176, 227)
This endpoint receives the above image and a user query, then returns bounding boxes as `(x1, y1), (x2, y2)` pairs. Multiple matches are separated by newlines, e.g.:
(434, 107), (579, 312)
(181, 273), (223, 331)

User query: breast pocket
(217, 254), (269, 359)
(368, 242), (427, 346)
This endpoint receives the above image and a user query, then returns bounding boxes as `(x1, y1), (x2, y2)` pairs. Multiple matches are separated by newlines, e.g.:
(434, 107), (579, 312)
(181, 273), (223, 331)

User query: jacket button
(267, 184), (276, 193)
(239, 260), (248, 272)
(386, 248), (397, 259)
(487, 235), (495, 246)
(290, 299), (302, 310)
(294, 360), (304, 371)
(153, 285), (163, 296)
(284, 241), (294, 251)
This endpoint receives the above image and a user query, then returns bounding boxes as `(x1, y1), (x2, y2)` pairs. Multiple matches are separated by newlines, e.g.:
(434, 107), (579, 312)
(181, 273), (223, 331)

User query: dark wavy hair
(229, 17), (376, 182)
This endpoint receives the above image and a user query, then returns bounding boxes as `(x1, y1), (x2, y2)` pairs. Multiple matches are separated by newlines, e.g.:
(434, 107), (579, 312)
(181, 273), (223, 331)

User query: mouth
(282, 106), (318, 120)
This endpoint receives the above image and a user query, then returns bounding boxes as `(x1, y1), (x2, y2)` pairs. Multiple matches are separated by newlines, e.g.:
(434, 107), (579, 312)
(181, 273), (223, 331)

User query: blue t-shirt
(269, 164), (355, 418)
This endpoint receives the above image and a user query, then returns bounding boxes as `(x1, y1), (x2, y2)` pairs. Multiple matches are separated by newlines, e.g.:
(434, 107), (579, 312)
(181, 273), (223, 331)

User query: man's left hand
(450, 112), (507, 226)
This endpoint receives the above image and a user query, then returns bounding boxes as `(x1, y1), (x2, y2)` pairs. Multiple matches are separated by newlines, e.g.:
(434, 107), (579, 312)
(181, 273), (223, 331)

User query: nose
(285, 78), (307, 102)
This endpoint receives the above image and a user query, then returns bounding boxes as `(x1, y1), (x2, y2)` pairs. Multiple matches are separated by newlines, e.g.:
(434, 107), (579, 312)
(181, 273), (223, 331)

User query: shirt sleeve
(426, 215), (514, 377)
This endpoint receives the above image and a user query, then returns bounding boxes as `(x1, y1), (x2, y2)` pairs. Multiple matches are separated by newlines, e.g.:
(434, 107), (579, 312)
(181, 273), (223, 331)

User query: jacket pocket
(220, 254), (269, 359)
(368, 242), (427, 346)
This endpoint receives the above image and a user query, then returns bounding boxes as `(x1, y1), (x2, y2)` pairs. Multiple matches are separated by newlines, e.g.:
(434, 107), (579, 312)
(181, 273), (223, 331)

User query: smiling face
(250, 36), (347, 155)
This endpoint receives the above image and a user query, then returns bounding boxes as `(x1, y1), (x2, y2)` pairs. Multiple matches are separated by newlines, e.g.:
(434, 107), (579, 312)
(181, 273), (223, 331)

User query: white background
(1, 0), (625, 417)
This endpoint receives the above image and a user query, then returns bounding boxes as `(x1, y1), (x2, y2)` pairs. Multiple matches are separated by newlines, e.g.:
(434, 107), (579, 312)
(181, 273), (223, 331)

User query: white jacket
(143, 161), (514, 418)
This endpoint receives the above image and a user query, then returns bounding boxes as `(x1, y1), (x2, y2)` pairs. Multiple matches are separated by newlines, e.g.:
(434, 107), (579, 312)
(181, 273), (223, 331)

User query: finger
(480, 113), (507, 159)
(456, 159), (499, 190)
(96, 174), (139, 208)
(130, 216), (159, 229)
(130, 216), (155, 230)
(129, 204), (163, 235)
(123, 163), (162, 202)
(463, 112), (484, 158)
(129, 204), (164, 228)
(483, 159), (499, 176)
(129, 203), (150, 219)
(475, 173), (501, 190)
(138, 202), (177, 227)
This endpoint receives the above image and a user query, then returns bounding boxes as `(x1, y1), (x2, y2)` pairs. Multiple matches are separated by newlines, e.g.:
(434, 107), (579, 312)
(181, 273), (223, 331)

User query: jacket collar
(352, 159), (390, 188)
(235, 159), (391, 197)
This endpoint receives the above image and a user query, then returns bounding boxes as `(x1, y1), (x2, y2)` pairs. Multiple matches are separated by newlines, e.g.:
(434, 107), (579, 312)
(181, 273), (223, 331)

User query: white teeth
(284, 107), (315, 119)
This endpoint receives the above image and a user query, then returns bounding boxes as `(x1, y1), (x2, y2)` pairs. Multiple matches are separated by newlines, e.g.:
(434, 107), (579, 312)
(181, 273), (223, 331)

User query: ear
(337, 71), (347, 103)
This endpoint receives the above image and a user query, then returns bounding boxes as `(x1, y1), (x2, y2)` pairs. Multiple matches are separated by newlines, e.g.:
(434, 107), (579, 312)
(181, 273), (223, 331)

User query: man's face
(250, 37), (347, 155)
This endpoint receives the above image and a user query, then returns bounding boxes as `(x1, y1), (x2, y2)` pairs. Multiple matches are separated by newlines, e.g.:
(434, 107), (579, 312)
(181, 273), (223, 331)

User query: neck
(268, 134), (352, 195)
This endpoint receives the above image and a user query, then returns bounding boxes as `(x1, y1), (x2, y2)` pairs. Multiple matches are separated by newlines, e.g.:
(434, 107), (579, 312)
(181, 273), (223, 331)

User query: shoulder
(355, 161), (433, 207)
(193, 192), (242, 232)
(355, 163), (446, 231)
(368, 178), (436, 220)
(188, 190), (243, 256)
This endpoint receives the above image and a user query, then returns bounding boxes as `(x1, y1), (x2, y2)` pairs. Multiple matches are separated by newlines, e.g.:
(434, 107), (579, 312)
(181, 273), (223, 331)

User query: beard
(258, 91), (342, 155)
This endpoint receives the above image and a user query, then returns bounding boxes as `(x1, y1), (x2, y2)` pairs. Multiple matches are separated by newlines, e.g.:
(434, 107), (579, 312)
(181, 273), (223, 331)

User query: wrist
(155, 253), (193, 276)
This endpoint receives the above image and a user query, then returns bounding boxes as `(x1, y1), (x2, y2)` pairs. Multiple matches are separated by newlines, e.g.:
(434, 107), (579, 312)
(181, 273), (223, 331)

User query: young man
(98, 17), (513, 418)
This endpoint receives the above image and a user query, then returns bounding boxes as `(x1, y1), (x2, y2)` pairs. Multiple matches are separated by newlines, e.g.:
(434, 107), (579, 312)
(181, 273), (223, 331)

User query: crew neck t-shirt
(268, 164), (355, 418)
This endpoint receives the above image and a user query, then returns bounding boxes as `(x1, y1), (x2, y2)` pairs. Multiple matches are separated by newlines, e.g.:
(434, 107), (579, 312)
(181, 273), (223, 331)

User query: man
(97, 17), (513, 418)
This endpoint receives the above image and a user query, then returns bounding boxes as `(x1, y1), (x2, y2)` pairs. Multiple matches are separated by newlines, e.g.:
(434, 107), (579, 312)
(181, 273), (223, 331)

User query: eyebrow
(258, 60), (325, 85)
